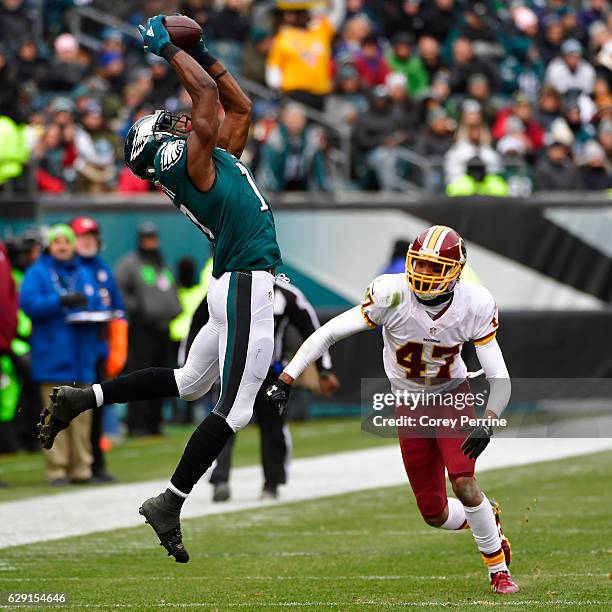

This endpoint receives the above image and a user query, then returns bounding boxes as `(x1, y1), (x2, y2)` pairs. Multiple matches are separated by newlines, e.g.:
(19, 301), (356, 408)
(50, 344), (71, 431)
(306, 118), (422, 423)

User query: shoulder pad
(460, 282), (495, 310)
(366, 274), (406, 308)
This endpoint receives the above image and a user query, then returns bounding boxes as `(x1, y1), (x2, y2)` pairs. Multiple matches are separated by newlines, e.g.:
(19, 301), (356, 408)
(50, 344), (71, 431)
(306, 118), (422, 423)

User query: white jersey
(361, 274), (499, 392)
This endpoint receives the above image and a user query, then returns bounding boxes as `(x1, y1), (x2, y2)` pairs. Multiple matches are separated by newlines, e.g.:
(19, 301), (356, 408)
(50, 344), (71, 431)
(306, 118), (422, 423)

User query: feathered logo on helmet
(130, 114), (158, 162)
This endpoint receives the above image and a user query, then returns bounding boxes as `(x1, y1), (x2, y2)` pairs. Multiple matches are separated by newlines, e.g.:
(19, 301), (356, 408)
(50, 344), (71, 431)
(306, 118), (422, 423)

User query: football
(163, 15), (202, 51)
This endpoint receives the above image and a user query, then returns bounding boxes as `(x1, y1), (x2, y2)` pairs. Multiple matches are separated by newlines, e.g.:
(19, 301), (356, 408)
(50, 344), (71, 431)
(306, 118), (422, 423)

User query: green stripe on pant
(214, 272), (253, 419)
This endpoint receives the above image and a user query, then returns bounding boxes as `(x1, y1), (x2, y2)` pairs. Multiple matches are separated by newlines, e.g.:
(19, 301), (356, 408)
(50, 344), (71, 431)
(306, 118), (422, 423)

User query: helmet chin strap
(414, 291), (453, 306)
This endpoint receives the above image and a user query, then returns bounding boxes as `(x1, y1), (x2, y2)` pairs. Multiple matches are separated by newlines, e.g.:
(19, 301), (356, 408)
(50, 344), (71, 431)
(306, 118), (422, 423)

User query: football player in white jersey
(267, 225), (519, 595)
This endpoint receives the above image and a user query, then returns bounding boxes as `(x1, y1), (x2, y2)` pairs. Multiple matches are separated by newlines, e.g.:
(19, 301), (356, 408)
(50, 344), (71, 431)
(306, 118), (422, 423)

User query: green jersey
(154, 140), (282, 278)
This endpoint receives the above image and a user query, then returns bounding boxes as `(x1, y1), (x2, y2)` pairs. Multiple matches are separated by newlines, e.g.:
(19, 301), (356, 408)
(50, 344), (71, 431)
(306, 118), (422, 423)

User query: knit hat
(582, 140), (606, 164)
(54, 33), (79, 55)
(561, 39), (582, 56)
(138, 221), (159, 238)
(47, 224), (76, 246)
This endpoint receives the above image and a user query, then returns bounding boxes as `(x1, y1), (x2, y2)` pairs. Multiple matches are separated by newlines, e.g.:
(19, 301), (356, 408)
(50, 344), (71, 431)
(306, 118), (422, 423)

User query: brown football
(163, 15), (202, 51)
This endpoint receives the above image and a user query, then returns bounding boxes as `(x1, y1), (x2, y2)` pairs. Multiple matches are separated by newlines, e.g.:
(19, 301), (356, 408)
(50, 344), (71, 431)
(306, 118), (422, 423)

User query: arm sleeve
(284, 306), (372, 380)
(475, 338), (511, 417)
(283, 285), (332, 371)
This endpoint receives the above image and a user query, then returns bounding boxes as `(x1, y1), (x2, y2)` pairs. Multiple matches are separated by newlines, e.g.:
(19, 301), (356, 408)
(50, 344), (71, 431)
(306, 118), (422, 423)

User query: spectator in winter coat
(73, 100), (118, 193)
(34, 97), (78, 192)
(385, 32), (428, 96)
(71, 217), (126, 482)
(14, 37), (47, 87)
(205, 0), (251, 74)
(324, 63), (369, 125)
(260, 103), (329, 192)
(598, 119), (612, 163)
(578, 140), (612, 190)
(144, 55), (181, 110)
(37, 33), (86, 94)
(0, 44), (22, 122)
(535, 85), (563, 131)
(383, 0), (426, 41)
(333, 14), (372, 66)
(448, 37), (499, 95)
(0, 0), (33, 53)
(20, 224), (105, 485)
(266, 7), (338, 110)
(444, 107), (504, 190)
(353, 34), (391, 88)
(545, 39), (596, 95)
(492, 93), (545, 153)
(414, 107), (455, 158)
(533, 141), (579, 191)
(421, 0), (458, 44)
(356, 86), (411, 190)
(114, 222), (181, 437)
(416, 36), (446, 82)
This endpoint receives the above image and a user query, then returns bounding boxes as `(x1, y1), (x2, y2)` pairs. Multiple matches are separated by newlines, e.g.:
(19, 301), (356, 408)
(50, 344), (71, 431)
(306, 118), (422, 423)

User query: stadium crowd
(0, 0), (611, 195)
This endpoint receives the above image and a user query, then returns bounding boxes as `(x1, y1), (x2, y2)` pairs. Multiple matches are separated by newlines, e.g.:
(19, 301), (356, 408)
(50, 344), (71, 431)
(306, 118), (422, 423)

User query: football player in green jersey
(38, 14), (282, 563)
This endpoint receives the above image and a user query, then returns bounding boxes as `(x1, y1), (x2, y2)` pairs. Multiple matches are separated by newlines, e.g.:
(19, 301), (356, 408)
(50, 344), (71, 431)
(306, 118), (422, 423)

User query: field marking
(1, 438), (611, 549)
(0, 572), (607, 583)
(2, 600), (609, 609)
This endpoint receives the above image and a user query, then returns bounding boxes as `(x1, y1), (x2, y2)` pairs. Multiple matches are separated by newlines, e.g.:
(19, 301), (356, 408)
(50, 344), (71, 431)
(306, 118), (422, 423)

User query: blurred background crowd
(0, 0), (611, 196)
(0, 218), (194, 485)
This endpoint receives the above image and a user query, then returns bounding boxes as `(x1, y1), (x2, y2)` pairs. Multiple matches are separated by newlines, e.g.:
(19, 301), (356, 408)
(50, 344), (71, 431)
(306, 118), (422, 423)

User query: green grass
(1, 451), (610, 610)
(0, 417), (393, 502)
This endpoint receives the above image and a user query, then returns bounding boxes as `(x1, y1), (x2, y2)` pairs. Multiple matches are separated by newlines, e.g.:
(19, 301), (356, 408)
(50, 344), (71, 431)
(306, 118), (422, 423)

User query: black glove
(266, 378), (292, 416)
(461, 423), (493, 460)
(60, 293), (88, 308)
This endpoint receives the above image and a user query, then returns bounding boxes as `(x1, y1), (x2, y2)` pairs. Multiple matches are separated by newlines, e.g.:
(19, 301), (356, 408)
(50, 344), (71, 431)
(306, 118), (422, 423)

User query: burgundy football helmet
(406, 225), (467, 297)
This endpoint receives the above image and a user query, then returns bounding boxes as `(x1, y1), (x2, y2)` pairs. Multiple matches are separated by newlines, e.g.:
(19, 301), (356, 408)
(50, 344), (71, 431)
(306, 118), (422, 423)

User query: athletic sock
(98, 367), (179, 406)
(463, 494), (508, 575)
(170, 412), (234, 496)
(440, 497), (468, 530)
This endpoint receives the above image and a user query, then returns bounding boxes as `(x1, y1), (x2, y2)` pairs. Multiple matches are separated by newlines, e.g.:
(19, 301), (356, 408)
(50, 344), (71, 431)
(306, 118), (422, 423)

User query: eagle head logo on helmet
(406, 225), (467, 300)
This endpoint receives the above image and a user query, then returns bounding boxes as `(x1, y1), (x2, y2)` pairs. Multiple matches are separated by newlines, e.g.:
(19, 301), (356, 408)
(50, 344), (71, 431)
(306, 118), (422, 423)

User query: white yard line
(0, 437), (611, 549)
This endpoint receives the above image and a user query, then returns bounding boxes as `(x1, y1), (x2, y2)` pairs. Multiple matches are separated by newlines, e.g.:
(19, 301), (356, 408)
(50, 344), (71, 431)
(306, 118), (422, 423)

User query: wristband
(198, 50), (219, 70)
(211, 69), (227, 80)
(160, 43), (181, 62)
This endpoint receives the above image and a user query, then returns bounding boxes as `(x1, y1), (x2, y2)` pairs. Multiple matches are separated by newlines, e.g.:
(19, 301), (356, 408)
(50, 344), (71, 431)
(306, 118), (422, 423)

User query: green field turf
(1, 450), (610, 610)
(0, 417), (392, 502)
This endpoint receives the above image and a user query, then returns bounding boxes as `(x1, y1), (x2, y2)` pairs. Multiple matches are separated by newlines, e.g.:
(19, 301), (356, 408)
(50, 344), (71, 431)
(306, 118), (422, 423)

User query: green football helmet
(124, 110), (191, 181)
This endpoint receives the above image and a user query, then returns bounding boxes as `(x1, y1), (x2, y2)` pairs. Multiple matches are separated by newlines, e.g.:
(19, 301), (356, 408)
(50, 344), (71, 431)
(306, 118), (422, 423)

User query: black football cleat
(38, 386), (95, 450)
(139, 492), (190, 563)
